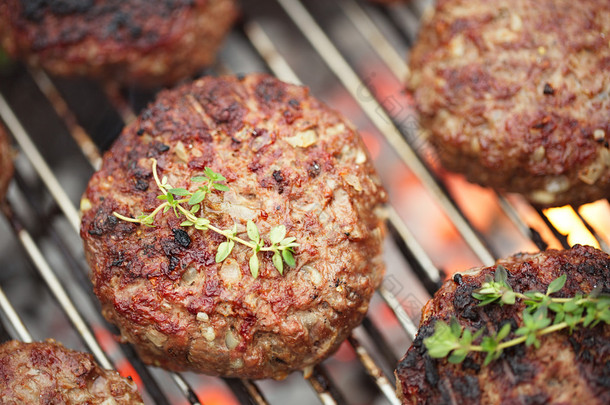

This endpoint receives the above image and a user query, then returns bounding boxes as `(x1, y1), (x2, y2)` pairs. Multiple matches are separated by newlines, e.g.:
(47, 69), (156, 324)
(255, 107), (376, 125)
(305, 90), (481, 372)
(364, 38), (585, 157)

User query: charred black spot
(453, 375), (480, 399)
(273, 170), (284, 183)
(506, 345), (536, 382)
(462, 357), (480, 373)
(111, 253), (124, 267)
(398, 349), (419, 369)
(543, 83), (555, 95)
(168, 255), (180, 271)
(135, 179), (149, 191)
(173, 229), (191, 248)
(288, 99), (300, 108)
(136, 128), (145, 136)
(453, 286), (476, 312)
(424, 355), (439, 386)
(155, 143), (170, 153)
(308, 161), (321, 178)
(88, 210), (119, 236)
(105, 11), (143, 40)
(255, 78), (286, 103)
(453, 273), (463, 285)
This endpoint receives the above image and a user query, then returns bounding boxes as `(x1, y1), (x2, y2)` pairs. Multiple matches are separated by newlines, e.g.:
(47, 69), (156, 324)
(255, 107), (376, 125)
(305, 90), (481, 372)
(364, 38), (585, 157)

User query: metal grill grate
(0, 0), (608, 404)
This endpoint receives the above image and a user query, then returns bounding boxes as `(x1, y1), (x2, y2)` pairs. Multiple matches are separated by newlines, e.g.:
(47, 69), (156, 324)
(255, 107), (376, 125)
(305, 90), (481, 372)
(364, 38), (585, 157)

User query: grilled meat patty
(0, 340), (143, 404)
(0, 0), (238, 87)
(80, 74), (387, 379)
(0, 123), (12, 200)
(408, 0), (610, 207)
(396, 245), (610, 404)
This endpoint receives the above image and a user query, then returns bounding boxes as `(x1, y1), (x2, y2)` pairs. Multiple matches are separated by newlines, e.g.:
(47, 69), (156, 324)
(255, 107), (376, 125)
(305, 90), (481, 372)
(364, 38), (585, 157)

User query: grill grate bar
(0, 283), (32, 343)
(377, 285), (417, 340)
(308, 365), (349, 405)
(0, 94), (80, 232)
(338, 0), (409, 81)
(244, 22), (302, 86)
(347, 335), (401, 405)
(27, 68), (103, 170)
(222, 378), (269, 405)
(274, 0), (496, 266)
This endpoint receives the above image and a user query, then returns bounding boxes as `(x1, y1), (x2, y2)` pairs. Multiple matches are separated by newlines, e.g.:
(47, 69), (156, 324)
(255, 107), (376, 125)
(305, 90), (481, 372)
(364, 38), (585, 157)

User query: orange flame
(543, 206), (600, 248)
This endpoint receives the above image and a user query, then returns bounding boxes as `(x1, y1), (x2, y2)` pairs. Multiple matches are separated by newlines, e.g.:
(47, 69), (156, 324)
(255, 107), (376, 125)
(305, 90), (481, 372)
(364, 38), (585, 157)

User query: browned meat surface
(80, 74), (387, 379)
(408, 0), (610, 207)
(0, 339), (143, 404)
(396, 245), (610, 404)
(0, 0), (238, 87)
(0, 123), (12, 200)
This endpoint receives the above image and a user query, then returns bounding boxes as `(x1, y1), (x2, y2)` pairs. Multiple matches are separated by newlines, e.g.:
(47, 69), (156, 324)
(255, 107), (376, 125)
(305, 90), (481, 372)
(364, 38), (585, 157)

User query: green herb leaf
(247, 220), (260, 243)
(213, 183), (230, 192)
(424, 320), (459, 358)
(282, 249), (296, 267)
(195, 218), (210, 231)
(191, 176), (207, 183)
(249, 253), (259, 278)
(181, 220), (194, 227)
(204, 167), (226, 182)
(169, 188), (190, 196)
(497, 322), (512, 341)
(269, 225), (287, 245)
(216, 241), (235, 263)
(280, 237), (297, 246)
(547, 274), (567, 295)
(189, 190), (207, 205)
(273, 252), (283, 275)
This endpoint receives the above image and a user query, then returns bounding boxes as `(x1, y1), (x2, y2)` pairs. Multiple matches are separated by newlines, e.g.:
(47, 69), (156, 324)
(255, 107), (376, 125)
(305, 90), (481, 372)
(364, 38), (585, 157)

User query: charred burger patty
(80, 74), (387, 379)
(0, 0), (238, 86)
(396, 245), (610, 404)
(408, 0), (610, 206)
(0, 339), (143, 404)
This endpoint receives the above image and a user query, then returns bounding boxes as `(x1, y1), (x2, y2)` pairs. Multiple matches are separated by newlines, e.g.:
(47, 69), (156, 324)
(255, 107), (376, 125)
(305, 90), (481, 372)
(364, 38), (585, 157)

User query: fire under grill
(0, 0), (608, 404)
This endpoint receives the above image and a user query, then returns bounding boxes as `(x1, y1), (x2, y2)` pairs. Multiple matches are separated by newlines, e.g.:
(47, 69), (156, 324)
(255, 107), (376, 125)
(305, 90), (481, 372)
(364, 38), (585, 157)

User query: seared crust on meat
(408, 0), (610, 207)
(0, 123), (13, 200)
(80, 74), (387, 379)
(0, 340), (143, 404)
(0, 0), (238, 86)
(396, 245), (610, 404)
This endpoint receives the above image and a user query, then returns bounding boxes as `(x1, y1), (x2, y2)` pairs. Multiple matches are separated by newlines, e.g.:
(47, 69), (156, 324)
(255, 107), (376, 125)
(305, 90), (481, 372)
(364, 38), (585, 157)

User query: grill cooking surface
(0, 0), (608, 404)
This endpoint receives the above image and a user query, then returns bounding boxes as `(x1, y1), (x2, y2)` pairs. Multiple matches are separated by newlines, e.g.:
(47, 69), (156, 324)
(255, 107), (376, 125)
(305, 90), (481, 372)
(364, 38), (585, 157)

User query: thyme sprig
(424, 265), (610, 365)
(113, 158), (298, 278)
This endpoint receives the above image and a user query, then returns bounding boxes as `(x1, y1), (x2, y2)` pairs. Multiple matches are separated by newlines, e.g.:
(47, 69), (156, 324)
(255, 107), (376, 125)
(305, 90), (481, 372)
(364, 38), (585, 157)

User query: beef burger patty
(0, 340), (143, 404)
(0, 0), (238, 87)
(408, 0), (610, 206)
(396, 245), (610, 404)
(80, 74), (387, 379)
